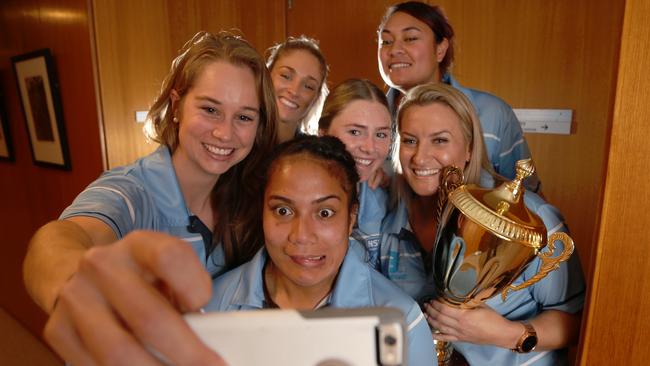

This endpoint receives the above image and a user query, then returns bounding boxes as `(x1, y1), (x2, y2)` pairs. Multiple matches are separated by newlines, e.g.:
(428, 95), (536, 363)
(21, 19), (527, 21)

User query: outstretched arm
(24, 220), (224, 365)
(24, 217), (116, 313)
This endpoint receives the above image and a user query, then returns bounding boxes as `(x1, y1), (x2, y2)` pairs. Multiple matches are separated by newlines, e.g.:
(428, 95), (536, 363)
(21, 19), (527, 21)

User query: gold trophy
(432, 160), (574, 365)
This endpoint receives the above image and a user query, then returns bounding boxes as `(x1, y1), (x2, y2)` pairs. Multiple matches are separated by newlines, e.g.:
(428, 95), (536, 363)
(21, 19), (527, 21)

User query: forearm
(530, 310), (582, 351)
(23, 220), (97, 313)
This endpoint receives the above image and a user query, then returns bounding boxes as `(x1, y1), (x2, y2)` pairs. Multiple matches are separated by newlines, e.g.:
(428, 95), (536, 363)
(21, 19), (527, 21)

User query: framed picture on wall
(12, 48), (71, 170)
(0, 93), (15, 161)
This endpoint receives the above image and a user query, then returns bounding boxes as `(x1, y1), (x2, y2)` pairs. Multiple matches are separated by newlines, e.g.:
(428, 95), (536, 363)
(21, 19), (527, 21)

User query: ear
(348, 203), (359, 235)
(170, 89), (180, 102)
(465, 145), (471, 166)
(435, 38), (450, 63)
(170, 89), (180, 110)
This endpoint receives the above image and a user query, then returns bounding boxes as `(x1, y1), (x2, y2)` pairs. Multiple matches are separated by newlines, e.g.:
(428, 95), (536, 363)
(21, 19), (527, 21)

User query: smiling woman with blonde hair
(363, 82), (585, 366)
(267, 35), (329, 141)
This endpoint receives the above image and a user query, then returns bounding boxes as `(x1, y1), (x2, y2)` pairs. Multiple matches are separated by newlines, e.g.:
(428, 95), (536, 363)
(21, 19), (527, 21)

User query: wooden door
(579, 0), (650, 363)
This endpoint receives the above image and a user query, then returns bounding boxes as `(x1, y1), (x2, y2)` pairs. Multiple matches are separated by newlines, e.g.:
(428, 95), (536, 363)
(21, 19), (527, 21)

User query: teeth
(355, 158), (372, 166)
(390, 62), (410, 70)
(414, 168), (440, 177)
(279, 97), (298, 109)
(203, 143), (233, 156)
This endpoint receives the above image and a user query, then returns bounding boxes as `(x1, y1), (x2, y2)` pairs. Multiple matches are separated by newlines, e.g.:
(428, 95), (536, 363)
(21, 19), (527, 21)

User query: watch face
(521, 335), (538, 352)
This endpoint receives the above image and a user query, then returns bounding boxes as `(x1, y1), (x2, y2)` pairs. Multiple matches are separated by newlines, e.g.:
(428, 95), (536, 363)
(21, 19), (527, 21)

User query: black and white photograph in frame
(12, 48), (70, 169)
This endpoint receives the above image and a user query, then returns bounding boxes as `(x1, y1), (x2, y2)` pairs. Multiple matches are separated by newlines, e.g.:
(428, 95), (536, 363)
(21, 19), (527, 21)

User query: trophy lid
(448, 159), (547, 249)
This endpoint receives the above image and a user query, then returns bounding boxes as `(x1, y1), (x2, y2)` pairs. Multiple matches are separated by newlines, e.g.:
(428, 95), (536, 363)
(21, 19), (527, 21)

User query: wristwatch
(512, 322), (538, 353)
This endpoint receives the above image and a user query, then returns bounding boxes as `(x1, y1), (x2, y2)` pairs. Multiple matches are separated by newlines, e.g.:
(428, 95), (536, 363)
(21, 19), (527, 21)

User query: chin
(407, 181), (439, 198)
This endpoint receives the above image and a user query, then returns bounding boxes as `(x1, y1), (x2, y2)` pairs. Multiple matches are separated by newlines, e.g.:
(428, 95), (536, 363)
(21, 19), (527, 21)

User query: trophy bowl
(431, 160), (574, 365)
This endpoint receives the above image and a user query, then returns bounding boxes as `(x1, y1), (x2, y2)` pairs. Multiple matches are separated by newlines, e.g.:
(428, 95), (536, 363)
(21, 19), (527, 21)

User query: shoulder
(524, 191), (566, 233)
(91, 146), (172, 190)
(207, 249), (267, 311)
(445, 74), (516, 121)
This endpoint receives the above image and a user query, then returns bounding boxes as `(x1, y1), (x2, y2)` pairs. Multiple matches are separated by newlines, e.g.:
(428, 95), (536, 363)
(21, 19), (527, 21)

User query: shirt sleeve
(523, 192), (585, 313)
(524, 194), (585, 313)
(59, 174), (154, 238)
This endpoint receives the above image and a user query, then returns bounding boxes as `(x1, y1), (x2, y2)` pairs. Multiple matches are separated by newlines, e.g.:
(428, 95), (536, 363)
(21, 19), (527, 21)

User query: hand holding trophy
(431, 159), (574, 365)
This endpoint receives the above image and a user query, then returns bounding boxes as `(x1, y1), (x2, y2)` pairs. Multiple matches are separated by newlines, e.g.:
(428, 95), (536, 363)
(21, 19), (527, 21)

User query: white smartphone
(184, 307), (406, 366)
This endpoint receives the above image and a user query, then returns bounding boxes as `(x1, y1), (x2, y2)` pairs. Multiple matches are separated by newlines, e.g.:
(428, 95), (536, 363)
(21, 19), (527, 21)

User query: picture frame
(12, 48), (71, 169)
(0, 92), (15, 162)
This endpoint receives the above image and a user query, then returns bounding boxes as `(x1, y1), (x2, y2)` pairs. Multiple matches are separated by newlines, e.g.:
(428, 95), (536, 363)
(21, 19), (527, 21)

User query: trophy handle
(434, 166), (465, 223)
(501, 232), (575, 301)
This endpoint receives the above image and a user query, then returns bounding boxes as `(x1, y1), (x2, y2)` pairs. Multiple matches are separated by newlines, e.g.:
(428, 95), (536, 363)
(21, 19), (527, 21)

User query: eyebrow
(401, 129), (451, 138)
(268, 194), (342, 204)
(195, 95), (259, 114)
(346, 123), (391, 132)
(381, 26), (422, 35)
(346, 123), (368, 130)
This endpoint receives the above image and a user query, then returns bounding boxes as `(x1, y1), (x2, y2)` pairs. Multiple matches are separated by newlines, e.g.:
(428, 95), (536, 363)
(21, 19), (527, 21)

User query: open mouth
(389, 62), (411, 71)
(291, 255), (326, 267)
(354, 157), (373, 167)
(413, 168), (440, 177)
(279, 97), (299, 109)
(203, 143), (234, 156)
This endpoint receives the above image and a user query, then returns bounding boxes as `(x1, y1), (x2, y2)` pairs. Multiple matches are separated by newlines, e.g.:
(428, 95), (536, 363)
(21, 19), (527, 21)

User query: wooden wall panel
(288, 0), (624, 287)
(580, 0), (650, 363)
(92, 0), (286, 168)
(0, 0), (103, 351)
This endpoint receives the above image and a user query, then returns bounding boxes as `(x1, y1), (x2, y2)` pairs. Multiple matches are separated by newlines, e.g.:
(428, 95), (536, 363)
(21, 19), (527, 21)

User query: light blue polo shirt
(206, 242), (437, 365)
(367, 173), (584, 365)
(387, 73), (541, 193)
(60, 146), (226, 277)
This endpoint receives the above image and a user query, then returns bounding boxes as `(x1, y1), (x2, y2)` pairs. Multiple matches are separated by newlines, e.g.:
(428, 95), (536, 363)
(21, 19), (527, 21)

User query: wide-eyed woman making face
(263, 151), (356, 309)
(206, 136), (437, 365)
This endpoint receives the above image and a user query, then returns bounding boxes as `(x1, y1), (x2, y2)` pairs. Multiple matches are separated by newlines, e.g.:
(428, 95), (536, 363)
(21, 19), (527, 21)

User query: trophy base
(435, 339), (452, 366)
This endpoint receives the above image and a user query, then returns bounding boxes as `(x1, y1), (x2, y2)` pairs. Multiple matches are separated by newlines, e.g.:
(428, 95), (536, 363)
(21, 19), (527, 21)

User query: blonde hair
(266, 35), (329, 134)
(318, 78), (389, 132)
(391, 82), (493, 207)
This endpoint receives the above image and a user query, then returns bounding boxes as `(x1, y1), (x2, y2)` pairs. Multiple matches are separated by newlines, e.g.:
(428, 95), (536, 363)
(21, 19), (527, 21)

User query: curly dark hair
(265, 135), (360, 211)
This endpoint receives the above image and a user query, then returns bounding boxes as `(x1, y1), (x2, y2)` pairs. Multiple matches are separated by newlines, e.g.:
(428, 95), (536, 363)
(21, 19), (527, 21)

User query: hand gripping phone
(185, 307), (406, 366)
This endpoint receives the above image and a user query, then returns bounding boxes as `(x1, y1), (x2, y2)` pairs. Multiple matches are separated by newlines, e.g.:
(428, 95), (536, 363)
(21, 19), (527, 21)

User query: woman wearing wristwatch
(365, 82), (585, 365)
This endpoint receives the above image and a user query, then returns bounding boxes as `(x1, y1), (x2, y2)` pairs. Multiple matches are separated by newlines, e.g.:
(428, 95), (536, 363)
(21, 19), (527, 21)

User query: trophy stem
(435, 339), (453, 366)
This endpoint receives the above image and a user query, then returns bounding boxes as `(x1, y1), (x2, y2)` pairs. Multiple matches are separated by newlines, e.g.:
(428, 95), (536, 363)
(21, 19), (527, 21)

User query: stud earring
(173, 116), (179, 123)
